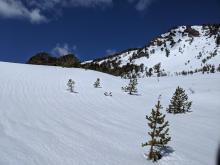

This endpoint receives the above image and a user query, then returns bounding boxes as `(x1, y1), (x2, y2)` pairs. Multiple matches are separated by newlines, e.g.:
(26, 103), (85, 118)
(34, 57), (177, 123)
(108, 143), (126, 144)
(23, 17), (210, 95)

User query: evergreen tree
(124, 75), (138, 95)
(153, 63), (161, 77)
(140, 63), (144, 73)
(217, 64), (220, 72)
(67, 79), (75, 92)
(142, 99), (171, 162)
(149, 68), (153, 77)
(210, 65), (215, 73)
(94, 78), (101, 88)
(202, 65), (208, 74)
(167, 86), (192, 114)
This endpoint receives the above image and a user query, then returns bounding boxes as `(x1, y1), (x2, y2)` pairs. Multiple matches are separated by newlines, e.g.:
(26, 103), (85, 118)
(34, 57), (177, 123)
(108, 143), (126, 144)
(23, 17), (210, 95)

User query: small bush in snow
(104, 92), (112, 96)
(167, 86), (192, 114)
(142, 99), (171, 162)
(67, 79), (75, 92)
(94, 78), (101, 88)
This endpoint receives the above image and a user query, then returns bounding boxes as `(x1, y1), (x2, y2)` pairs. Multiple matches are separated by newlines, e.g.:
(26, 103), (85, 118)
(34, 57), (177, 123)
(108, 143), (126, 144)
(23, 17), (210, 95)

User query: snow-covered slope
(0, 61), (220, 165)
(82, 24), (220, 77)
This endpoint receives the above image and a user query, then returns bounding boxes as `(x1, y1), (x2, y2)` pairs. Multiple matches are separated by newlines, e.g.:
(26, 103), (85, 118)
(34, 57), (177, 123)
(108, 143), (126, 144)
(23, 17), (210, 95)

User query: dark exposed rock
(184, 26), (200, 37)
(27, 52), (57, 66)
(27, 52), (80, 67)
(57, 54), (80, 67)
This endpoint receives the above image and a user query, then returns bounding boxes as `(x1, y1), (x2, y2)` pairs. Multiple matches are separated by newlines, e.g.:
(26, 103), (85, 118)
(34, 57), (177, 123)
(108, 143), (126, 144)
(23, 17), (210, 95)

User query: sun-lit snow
(84, 25), (220, 76)
(0, 61), (219, 165)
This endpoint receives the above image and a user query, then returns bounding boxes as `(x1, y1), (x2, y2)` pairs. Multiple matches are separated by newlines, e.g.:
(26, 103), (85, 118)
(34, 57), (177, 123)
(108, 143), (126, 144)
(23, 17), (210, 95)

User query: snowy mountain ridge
(82, 24), (220, 78)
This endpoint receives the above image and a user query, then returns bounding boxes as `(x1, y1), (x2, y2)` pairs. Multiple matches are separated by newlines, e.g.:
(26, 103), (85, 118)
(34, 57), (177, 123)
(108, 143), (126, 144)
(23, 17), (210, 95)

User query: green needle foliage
(142, 99), (171, 162)
(67, 79), (75, 93)
(167, 86), (192, 114)
(122, 74), (138, 95)
(94, 78), (101, 88)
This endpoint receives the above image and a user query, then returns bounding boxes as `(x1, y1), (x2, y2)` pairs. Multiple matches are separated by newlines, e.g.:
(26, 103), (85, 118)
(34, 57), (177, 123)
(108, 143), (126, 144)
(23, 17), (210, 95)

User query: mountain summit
(82, 24), (220, 78)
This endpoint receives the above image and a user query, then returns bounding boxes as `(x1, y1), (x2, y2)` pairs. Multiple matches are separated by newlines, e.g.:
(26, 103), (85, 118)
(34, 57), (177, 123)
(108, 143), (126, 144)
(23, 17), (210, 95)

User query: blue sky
(0, 0), (219, 63)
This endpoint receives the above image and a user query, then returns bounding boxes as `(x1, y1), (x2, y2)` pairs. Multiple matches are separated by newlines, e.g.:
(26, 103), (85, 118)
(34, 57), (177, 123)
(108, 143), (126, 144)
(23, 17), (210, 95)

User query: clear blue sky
(0, 0), (219, 63)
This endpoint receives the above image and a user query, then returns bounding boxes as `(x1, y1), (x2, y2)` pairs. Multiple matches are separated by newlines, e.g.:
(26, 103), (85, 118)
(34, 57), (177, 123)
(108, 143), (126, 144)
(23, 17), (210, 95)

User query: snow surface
(0, 61), (220, 165)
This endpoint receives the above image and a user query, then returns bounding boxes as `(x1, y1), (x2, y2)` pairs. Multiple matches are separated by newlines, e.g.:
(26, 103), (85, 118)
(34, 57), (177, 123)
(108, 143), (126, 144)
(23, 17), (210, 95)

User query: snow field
(0, 62), (219, 165)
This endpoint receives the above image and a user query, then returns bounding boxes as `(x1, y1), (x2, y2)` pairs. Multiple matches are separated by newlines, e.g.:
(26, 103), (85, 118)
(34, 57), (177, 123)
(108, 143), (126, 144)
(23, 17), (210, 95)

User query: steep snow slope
(134, 25), (220, 74)
(0, 61), (220, 165)
(82, 25), (220, 77)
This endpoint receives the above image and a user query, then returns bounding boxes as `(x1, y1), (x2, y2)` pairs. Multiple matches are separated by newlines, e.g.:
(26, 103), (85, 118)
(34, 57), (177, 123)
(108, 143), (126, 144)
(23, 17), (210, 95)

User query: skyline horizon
(0, 0), (219, 63)
(7, 23), (220, 63)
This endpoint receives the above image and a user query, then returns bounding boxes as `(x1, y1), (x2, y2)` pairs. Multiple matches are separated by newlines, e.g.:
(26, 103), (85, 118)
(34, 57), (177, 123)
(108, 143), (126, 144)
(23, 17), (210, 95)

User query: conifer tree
(154, 63), (161, 77)
(149, 68), (153, 77)
(128, 77), (138, 95)
(217, 64), (220, 72)
(210, 65), (215, 73)
(94, 78), (101, 88)
(142, 99), (171, 162)
(167, 86), (192, 114)
(123, 75), (138, 95)
(67, 79), (75, 92)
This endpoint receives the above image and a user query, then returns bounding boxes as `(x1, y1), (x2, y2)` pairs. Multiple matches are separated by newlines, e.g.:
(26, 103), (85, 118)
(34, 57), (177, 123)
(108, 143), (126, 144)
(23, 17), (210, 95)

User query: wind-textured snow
(0, 61), (219, 165)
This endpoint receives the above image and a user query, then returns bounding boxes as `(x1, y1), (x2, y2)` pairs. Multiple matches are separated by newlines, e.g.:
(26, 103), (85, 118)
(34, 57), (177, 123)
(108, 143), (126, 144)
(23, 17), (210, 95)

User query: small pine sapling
(123, 75), (138, 95)
(94, 78), (101, 88)
(127, 77), (138, 95)
(67, 79), (75, 92)
(142, 98), (171, 162)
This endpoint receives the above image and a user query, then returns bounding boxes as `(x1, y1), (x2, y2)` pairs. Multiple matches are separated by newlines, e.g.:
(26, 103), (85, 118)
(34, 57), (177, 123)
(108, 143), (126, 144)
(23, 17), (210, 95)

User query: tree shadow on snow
(159, 146), (174, 157)
(66, 89), (79, 94)
(186, 110), (193, 113)
(129, 93), (142, 96)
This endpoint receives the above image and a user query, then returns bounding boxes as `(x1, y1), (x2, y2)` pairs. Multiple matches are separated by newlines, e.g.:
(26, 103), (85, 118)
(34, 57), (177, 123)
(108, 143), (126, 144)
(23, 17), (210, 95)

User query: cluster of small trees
(202, 64), (216, 74)
(67, 78), (102, 93)
(174, 63), (220, 76)
(142, 86), (192, 162)
(67, 76), (139, 96)
(67, 75), (194, 163)
(67, 78), (114, 96)
(82, 57), (219, 78)
(67, 74), (139, 96)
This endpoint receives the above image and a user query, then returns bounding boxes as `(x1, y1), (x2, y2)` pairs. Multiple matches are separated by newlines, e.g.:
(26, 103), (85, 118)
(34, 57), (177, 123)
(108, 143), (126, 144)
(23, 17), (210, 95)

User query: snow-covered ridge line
(81, 24), (220, 78)
(81, 48), (139, 65)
